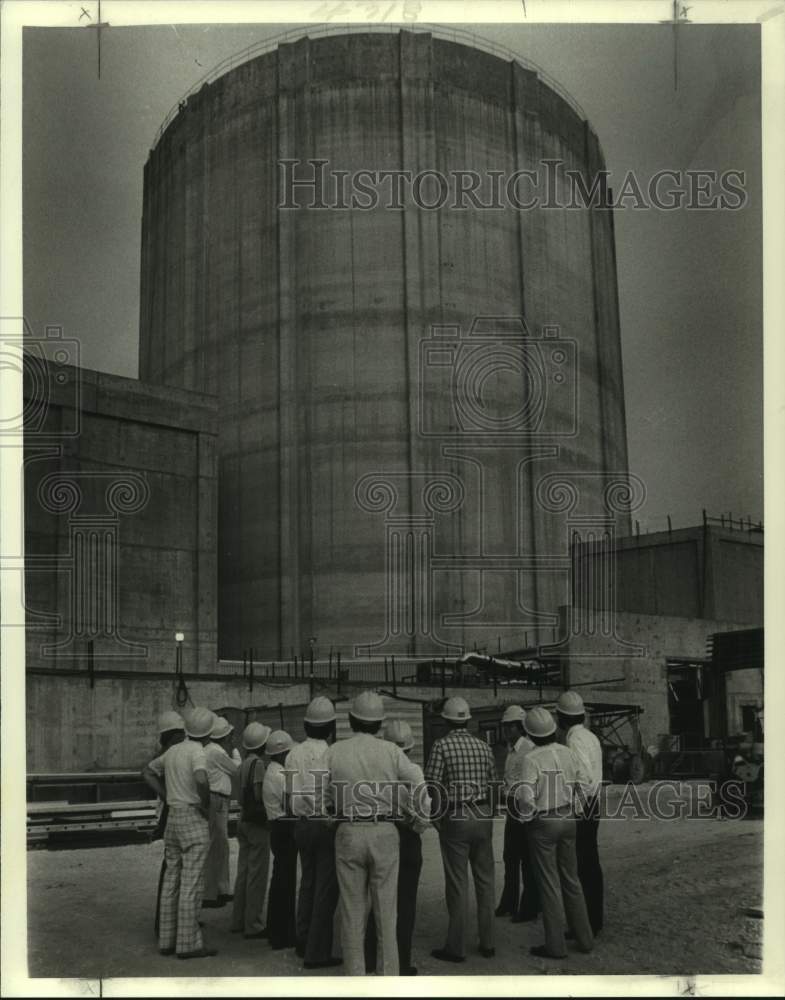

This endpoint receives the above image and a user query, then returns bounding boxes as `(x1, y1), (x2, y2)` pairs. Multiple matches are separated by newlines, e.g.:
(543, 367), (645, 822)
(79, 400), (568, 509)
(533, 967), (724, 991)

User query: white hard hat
(242, 721), (272, 750)
(158, 710), (184, 735)
(210, 715), (234, 740)
(351, 690), (386, 723)
(304, 696), (336, 725)
(185, 707), (215, 739)
(441, 696), (471, 723)
(557, 691), (585, 716)
(524, 706), (557, 739)
(384, 719), (414, 752)
(266, 730), (294, 756)
(501, 705), (526, 724)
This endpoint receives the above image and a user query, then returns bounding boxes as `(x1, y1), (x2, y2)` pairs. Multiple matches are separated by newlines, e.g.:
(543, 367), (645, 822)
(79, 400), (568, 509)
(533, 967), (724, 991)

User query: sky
(22, 19), (763, 532)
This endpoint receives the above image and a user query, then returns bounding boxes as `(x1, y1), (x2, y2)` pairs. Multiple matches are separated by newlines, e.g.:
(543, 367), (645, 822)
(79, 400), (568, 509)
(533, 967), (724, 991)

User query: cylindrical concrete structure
(140, 29), (630, 661)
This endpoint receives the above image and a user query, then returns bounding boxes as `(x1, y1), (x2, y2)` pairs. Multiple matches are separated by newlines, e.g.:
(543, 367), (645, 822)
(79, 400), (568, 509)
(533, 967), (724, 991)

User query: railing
(226, 650), (562, 697)
(152, 22), (587, 148)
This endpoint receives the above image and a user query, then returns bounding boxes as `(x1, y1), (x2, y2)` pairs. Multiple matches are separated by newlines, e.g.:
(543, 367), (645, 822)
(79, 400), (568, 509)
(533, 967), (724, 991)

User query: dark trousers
(576, 797), (603, 934)
(364, 825), (423, 973)
(294, 818), (339, 963)
(267, 819), (298, 948)
(438, 815), (495, 958)
(498, 811), (540, 918)
(497, 813), (520, 913)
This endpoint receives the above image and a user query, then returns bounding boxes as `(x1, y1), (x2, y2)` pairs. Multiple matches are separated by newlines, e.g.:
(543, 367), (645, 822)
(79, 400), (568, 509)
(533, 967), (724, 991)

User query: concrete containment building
(139, 28), (630, 660)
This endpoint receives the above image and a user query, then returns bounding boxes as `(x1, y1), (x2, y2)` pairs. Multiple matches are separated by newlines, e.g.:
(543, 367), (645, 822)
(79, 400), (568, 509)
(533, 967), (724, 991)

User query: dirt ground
(26, 788), (763, 981)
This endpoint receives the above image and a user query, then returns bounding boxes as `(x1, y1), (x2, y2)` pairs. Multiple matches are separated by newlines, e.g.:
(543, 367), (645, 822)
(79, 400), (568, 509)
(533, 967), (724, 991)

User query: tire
(611, 753), (629, 784)
(628, 754), (646, 785)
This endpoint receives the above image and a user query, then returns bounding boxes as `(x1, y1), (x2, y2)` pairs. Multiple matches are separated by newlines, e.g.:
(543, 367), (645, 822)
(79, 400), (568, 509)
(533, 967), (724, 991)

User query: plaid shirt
(424, 729), (496, 804)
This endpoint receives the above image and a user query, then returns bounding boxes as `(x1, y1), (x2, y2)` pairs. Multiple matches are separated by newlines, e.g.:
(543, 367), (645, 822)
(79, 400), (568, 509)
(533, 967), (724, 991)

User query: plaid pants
(158, 805), (210, 955)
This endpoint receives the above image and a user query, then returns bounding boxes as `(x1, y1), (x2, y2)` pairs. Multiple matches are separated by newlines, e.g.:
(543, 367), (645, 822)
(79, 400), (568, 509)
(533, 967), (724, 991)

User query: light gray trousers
(527, 815), (594, 957)
(335, 822), (399, 976)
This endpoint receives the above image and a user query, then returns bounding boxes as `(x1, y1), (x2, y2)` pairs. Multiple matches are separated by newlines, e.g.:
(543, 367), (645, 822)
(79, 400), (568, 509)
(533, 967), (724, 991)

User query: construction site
(19, 25), (764, 983)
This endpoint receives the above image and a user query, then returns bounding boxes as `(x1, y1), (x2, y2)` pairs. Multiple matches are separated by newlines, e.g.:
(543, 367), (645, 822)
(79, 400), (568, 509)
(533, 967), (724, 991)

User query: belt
(447, 798), (490, 808)
(534, 805), (573, 818)
(210, 790), (231, 799)
(339, 815), (398, 823)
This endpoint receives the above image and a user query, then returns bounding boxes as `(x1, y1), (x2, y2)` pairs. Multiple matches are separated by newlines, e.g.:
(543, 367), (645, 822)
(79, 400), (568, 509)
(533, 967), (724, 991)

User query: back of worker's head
(349, 714), (382, 734)
(349, 691), (386, 735)
(161, 728), (185, 750)
(304, 719), (337, 742)
(557, 710), (585, 730)
(501, 705), (526, 742)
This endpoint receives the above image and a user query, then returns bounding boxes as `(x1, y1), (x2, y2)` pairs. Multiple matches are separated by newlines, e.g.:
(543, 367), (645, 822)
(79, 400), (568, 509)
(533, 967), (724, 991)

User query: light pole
(175, 632), (184, 674)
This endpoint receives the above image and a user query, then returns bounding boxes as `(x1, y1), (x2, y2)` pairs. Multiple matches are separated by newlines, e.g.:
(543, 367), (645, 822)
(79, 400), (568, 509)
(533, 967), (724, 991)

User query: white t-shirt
(515, 742), (590, 820)
(204, 741), (239, 795)
(565, 724), (604, 797)
(262, 760), (287, 821)
(148, 739), (208, 808)
(285, 738), (330, 818)
(325, 733), (430, 823)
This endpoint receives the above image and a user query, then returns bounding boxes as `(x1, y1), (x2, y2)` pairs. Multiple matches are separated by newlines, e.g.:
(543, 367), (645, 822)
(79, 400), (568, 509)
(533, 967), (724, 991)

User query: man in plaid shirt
(425, 696), (497, 963)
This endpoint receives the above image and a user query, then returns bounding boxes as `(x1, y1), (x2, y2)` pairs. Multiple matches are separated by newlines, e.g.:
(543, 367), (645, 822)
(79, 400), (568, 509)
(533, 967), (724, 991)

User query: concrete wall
(24, 361), (218, 674)
(580, 525), (763, 624)
(26, 669), (310, 772)
(139, 29), (630, 662)
(560, 608), (762, 747)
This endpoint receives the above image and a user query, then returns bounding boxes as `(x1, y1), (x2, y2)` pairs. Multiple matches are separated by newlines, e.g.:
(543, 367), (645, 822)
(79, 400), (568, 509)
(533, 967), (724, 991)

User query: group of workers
(141, 688), (604, 972)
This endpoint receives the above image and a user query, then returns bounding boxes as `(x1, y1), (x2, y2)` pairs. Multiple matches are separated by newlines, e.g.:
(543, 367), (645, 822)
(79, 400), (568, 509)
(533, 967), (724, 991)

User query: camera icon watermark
(0, 317), (81, 442)
(418, 317), (577, 438)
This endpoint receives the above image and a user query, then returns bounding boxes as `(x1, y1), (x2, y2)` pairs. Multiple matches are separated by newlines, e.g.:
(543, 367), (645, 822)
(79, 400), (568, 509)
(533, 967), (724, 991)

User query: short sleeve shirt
(148, 739), (207, 807)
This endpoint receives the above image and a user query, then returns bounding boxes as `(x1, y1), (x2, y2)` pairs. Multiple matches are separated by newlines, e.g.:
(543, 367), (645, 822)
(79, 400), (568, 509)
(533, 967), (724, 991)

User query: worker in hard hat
(285, 695), (341, 969)
(424, 696), (497, 964)
(150, 711), (186, 937)
(142, 706), (215, 959)
(230, 720), (272, 938)
(202, 714), (239, 909)
(263, 730), (297, 950)
(496, 704), (540, 923)
(326, 692), (430, 976)
(514, 705), (593, 959)
(557, 690), (604, 936)
(364, 718), (431, 976)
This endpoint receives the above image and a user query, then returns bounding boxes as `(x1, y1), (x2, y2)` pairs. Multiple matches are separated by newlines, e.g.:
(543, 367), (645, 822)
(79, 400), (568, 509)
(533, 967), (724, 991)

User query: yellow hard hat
(351, 690), (386, 723)
(501, 705), (526, 724)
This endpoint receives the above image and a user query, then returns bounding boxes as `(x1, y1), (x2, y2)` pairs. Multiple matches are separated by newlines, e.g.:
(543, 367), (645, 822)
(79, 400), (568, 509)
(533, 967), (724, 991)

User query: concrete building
(23, 359), (218, 675)
(138, 28), (630, 661)
(533, 521), (765, 747)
